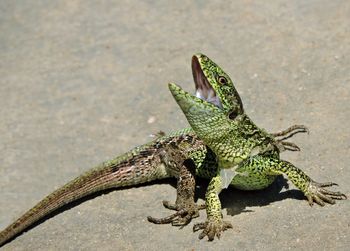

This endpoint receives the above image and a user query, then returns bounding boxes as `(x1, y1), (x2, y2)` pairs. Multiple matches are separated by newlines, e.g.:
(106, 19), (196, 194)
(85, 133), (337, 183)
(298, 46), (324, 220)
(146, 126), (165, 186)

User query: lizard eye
(217, 76), (228, 85)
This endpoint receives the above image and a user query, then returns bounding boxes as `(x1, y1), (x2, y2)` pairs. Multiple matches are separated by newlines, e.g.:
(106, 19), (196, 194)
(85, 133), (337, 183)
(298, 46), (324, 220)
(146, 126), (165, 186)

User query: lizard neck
(207, 114), (276, 166)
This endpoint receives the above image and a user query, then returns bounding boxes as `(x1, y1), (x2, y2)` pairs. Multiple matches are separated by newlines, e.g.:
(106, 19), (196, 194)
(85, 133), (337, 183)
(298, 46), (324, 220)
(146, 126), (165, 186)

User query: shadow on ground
(3, 175), (305, 246)
(194, 176), (305, 217)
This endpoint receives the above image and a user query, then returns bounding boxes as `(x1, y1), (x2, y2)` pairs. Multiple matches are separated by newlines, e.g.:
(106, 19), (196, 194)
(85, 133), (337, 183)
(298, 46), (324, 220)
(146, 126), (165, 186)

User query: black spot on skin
(228, 110), (238, 120)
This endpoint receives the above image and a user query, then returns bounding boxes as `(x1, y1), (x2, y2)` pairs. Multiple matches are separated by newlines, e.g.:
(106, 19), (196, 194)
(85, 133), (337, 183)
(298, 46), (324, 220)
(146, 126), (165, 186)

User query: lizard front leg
(267, 158), (347, 206)
(193, 172), (232, 240)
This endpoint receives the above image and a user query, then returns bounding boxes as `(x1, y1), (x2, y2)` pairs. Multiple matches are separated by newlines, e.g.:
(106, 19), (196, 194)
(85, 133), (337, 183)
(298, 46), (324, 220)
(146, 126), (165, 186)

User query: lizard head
(169, 81), (233, 140)
(169, 82), (267, 164)
(192, 53), (244, 117)
(169, 54), (267, 160)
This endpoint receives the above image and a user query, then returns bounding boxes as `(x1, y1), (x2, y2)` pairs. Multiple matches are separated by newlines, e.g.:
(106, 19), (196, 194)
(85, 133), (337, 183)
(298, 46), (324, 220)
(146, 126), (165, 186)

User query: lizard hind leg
(147, 151), (205, 227)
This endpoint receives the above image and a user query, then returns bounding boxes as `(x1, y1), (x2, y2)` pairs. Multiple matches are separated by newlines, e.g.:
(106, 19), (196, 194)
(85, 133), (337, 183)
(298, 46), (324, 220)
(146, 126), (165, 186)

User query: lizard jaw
(192, 55), (222, 108)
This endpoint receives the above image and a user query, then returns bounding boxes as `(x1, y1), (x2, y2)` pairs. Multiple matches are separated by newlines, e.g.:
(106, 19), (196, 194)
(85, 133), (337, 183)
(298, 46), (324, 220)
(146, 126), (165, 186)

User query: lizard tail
(0, 145), (169, 247)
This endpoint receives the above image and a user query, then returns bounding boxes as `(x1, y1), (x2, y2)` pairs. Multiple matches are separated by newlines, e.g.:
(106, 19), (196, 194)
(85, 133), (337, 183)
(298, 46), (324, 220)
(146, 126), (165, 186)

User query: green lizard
(0, 54), (307, 246)
(169, 75), (347, 241)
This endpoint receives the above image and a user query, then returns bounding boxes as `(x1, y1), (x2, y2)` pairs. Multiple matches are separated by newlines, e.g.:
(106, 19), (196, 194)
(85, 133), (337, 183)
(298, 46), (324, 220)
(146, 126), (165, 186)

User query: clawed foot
(193, 218), (232, 241)
(147, 200), (205, 226)
(306, 181), (347, 206)
(273, 125), (309, 152)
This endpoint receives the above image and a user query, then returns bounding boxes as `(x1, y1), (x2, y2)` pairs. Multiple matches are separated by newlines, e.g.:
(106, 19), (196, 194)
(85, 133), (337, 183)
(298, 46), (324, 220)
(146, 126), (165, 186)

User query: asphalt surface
(0, 1), (349, 250)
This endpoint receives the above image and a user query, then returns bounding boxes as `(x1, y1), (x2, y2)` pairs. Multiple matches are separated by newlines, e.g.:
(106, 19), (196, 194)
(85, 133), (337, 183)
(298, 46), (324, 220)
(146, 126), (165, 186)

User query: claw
(313, 195), (325, 206)
(149, 130), (166, 139)
(147, 209), (186, 224)
(193, 222), (206, 232)
(330, 194), (347, 200)
(162, 200), (178, 210)
(307, 195), (314, 206)
(317, 193), (335, 204)
(198, 230), (207, 240)
(272, 125), (309, 139)
(198, 204), (206, 210)
(280, 141), (301, 151)
(319, 182), (338, 187)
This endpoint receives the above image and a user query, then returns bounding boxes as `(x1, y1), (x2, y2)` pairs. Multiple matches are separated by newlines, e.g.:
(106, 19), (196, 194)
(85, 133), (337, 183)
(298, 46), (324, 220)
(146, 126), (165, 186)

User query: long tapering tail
(0, 144), (170, 247)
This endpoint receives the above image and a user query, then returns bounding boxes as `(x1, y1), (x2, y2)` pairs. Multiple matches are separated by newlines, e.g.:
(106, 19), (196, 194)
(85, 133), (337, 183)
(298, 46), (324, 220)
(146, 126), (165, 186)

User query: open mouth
(192, 56), (222, 108)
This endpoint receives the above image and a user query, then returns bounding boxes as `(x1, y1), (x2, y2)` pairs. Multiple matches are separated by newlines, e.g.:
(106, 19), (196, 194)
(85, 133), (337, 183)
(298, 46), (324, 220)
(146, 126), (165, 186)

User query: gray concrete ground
(0, 1), (349, 250)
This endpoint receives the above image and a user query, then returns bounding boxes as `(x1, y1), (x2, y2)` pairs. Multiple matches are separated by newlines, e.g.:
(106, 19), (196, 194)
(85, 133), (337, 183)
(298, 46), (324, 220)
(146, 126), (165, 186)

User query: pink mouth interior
(192, 56), (222, 108)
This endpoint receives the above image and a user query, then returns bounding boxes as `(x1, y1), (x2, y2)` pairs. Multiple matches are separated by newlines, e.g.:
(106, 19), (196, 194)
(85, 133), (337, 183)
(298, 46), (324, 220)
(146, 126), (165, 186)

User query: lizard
(0, 54), (307, 247)
(168, 78), (347, 241)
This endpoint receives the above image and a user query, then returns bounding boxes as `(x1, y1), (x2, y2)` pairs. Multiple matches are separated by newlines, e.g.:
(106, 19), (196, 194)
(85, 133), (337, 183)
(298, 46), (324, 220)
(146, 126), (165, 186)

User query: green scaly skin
(169, 74), (347, 241)
(0, 54), (307, 247)
(147, 54), (305, 225)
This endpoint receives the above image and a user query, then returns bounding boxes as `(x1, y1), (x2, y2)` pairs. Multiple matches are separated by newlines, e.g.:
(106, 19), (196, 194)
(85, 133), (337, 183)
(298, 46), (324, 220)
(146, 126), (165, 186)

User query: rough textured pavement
(0, 1), (349, 250)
